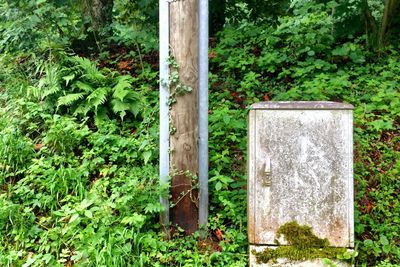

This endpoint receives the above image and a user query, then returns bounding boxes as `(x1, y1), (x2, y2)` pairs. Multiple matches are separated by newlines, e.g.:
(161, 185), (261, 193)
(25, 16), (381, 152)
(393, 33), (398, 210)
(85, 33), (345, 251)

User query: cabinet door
(248, 109), (354, 247)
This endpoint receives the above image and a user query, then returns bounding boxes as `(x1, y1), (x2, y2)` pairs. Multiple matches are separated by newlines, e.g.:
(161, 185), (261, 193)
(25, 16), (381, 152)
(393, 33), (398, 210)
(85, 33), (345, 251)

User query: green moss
(252, 221), (348, 264)
(276, 221), (329, 249)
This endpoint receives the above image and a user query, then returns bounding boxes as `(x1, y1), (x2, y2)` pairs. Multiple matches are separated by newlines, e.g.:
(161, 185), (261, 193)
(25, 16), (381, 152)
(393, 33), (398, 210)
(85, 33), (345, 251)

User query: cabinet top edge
(250, 101), (354, 110)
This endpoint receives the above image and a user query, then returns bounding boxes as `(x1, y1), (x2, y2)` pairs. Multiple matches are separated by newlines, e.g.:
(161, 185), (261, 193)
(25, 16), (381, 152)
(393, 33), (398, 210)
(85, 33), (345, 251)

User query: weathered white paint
(248, 101), (354, 266)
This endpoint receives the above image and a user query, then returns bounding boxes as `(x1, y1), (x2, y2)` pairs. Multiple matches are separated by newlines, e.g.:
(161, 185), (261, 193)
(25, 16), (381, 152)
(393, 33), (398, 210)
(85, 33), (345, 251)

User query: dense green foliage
(0, 0), (399, 266)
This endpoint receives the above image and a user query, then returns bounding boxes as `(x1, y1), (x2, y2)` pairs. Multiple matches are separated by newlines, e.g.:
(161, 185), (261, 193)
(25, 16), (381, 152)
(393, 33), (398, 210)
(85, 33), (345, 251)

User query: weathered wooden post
(169, 0), (200, 234)
(248, 101), (354, 266)
(159, 0), (208, 235)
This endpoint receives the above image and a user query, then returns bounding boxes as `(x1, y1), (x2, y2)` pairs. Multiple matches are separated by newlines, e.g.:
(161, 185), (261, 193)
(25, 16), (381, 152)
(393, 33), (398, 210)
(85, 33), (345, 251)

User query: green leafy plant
(34, 55), (146, 124)
(1, 1), (400, 266)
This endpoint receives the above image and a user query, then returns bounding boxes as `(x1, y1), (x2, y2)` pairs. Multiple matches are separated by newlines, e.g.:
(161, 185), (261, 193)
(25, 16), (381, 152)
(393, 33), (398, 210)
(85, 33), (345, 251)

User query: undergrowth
(0, 1), (399, 266)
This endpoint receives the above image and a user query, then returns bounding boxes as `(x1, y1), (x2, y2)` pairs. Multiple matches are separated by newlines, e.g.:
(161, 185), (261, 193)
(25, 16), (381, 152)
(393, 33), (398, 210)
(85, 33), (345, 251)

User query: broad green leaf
(80, 199), (94, 209)
(383, 244), (391, 254)
(121, 213), (146, 227)
(22, 258), (36, 267)
(380, 236), (389, 246)
(143, 151), (152, 164)
(69, 214), (79, 224)
(215, 182), (223, 191)
(84, 210), (93, 219)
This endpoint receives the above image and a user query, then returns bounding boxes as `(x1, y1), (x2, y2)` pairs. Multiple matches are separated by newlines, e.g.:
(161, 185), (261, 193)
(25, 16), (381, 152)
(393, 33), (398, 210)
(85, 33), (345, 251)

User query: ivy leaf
(383, 244), (391, 254)
(363, 239), (374, 248)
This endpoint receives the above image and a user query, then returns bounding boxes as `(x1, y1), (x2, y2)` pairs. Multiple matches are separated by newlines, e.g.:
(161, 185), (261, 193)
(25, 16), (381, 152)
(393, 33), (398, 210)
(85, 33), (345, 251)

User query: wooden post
(169, 0), (199, 234)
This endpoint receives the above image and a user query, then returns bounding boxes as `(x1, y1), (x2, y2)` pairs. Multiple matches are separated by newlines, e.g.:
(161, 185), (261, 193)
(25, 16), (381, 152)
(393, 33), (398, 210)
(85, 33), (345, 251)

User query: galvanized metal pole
(159, 0), (170, 230)
(198, 0), (209, 230)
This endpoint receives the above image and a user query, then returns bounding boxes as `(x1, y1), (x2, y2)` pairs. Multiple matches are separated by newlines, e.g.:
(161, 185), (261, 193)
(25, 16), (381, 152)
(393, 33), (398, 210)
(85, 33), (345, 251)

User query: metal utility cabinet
(248, 102), (354, 267)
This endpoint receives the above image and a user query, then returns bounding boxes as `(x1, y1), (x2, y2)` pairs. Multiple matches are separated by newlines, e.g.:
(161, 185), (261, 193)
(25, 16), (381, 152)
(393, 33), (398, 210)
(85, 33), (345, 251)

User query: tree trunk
(210, 0), (225, 36)
(83, 0), (113, 38)
(363, 0), (378, 48)
(169, 0), (199, 235)
(379, 0), (399, 48)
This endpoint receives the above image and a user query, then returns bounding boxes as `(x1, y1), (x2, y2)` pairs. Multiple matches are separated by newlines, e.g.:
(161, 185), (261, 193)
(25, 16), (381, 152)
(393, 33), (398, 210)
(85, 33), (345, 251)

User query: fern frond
(74, 81), (94, 93)
(34, 59), (47, 77)
(74, 104), (92, 116)
(111, 99), (130, 120)
(125, 91), (143, 117)
(27, 86), (41, 100)
(72, 56), (105, 81)
(36, 64), (62, 100)
(57, 93), (85, 107)
(94, 106), (110, 127)
(112, 75), (133, 101)
(87, 87), (109, 111)
(129, 102), (142, 117)
(62, 74), (75, 86)
(42, 85), (61, 99)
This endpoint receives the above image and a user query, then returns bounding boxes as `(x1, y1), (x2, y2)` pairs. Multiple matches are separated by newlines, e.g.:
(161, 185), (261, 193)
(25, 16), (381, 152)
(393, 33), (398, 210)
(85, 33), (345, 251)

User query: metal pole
(198, 0), (209, 230)
(159, 0), (170, 230)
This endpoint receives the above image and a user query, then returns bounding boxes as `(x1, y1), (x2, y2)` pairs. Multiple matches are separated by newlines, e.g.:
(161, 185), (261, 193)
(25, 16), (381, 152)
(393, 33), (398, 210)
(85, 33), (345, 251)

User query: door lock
(263, 156), (272, 187)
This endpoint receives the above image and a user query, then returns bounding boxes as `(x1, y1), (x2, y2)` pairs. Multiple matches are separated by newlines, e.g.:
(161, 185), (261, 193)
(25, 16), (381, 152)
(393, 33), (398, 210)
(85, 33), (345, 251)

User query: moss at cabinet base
(250, 221), (354, 267)
(252, 246), (347, 264)
(249, 245), (354, 267)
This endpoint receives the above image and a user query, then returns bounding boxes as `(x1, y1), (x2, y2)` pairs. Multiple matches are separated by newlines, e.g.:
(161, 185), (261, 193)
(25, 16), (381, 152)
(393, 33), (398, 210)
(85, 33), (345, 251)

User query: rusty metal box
(248, 102), (354, 265)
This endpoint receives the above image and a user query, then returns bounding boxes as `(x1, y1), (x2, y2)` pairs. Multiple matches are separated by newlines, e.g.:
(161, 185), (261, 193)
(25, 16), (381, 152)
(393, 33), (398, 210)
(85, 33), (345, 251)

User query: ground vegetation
(0, 0), (399, 266)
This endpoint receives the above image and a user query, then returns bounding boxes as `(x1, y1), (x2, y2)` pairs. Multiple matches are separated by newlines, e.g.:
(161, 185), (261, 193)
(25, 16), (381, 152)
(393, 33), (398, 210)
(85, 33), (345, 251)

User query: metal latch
(263, 156), (272, 187)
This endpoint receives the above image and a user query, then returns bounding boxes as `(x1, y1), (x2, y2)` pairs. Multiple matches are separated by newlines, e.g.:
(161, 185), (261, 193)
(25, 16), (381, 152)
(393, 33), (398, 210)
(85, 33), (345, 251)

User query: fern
(125, 92), (143, 117)
(111, 99), (130, 120)
(74, 81), (94, 93)
(33, 63), (62, 100)
(71, 56), (106, 82)
(27, 85), (41, 100)
(62, 74), (75, 86)
(57, 93), (85, 107)
(73, 105), (92, 116)
(31, 55), (146, 123)
(112, 75), (133, 101)
(86, 87), (109, 112)
(129, 102), (142, 117)
(94, 106), (110, 126)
